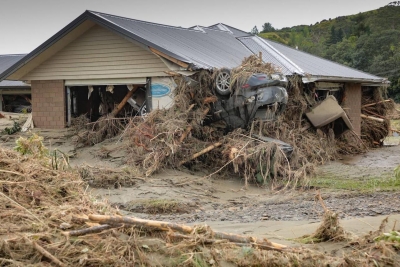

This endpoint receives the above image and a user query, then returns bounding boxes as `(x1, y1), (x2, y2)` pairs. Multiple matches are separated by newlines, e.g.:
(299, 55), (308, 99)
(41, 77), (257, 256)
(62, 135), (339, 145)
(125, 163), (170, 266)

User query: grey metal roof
(0, 10), (385, 84)
(0, 54), (26, 75)
(90, 11), (253, 69)
(239, 36), (384, 82)
(0, 54), (29, 87)
(239, 36), (303, 75)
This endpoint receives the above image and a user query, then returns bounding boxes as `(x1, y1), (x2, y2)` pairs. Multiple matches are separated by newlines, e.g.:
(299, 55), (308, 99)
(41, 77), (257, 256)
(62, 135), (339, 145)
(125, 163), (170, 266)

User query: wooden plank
(149, 47), (189, 69)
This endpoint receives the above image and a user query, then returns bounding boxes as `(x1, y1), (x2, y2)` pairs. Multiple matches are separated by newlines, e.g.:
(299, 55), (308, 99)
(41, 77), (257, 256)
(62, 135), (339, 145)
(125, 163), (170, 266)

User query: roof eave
(302, 75), (389, 86)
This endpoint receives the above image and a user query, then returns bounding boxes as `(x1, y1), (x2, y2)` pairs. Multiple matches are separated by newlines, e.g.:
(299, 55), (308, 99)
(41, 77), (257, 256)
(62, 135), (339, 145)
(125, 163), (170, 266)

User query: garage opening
(66, 84), (147, 124)
(1, 94), (32, 113)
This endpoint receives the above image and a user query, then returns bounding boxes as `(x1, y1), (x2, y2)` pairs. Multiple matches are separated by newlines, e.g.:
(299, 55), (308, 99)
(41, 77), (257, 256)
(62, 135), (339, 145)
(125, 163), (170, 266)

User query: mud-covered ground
(88, 142), (400, 224)
(93, 170), (400, 224)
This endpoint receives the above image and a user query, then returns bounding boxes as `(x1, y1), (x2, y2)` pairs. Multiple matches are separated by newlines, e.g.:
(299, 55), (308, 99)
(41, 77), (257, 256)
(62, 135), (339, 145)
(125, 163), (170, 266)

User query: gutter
(302, 75), (390, 86)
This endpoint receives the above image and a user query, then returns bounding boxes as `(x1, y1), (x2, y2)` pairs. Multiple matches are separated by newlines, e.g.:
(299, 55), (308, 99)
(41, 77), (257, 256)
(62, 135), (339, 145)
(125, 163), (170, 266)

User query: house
(0, 54), (31, 112)
(0, 10), (387, 133)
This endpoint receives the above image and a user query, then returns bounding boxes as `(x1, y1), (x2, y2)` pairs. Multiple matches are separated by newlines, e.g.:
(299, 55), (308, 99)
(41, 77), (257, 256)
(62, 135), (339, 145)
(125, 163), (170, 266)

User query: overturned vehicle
(208, 69), (289, 130)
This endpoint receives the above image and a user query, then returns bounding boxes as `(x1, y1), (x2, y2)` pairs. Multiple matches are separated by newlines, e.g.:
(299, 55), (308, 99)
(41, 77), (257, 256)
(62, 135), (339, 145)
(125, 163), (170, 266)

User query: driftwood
(89, 214), (193, 233)
(110, 85), (139, 117)
(25, 238), (65, 267)
(361, 114), (385, 123)
(63, 224), (121, 237)
(88, 214), (287, 251)
(178, 142), (222, 166)
(363, 109), (386, 119)
(179, 126), (193, 143)
(361, 99), (392, 108)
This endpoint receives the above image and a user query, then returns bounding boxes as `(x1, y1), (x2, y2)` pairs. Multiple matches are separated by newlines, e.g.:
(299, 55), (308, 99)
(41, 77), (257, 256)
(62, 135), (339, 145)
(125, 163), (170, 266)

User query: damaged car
(210, 69), (288, 129)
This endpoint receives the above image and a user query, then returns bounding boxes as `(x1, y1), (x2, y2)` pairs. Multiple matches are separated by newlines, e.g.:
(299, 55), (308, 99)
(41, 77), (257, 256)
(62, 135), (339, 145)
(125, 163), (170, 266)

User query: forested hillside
(256, 3), (400, 101)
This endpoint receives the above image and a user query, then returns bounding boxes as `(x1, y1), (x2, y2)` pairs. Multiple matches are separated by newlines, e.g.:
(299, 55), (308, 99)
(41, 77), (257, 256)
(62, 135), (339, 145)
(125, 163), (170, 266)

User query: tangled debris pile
(70, 55), (393, 188)
(361, 87), (394, 146)
(124, 56), (339, 188)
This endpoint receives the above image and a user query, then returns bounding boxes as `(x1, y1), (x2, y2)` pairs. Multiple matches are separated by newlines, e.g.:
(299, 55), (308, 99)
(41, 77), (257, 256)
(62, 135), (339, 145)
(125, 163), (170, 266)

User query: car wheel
(139, 104), (147, 116)
(214, 69), (231, 96)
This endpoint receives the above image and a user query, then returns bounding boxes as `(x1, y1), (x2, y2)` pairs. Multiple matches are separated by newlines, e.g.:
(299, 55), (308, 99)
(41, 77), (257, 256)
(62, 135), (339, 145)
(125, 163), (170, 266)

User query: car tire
(139, 103), (147, 116)
(214, 69), (231, 96)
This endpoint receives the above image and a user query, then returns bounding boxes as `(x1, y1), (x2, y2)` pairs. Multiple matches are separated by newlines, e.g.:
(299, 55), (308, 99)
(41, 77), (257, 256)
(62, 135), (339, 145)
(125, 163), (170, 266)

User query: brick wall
(342, 83), (361, 135)
(31, 80), (66, 129)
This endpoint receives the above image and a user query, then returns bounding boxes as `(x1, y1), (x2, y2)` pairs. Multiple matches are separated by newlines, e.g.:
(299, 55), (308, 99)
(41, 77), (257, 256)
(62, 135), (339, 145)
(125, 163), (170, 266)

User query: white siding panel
(23, 25), (169, 80)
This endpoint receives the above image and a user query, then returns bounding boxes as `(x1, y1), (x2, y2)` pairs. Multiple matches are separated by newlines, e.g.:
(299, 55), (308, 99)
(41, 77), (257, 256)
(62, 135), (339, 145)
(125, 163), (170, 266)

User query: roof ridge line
(88, 10), (204, 33)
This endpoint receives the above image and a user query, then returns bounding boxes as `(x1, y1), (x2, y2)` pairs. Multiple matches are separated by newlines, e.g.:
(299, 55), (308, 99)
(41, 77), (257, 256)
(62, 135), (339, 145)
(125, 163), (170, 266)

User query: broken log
(25, 238), (65, 267)
(361, 114), (385, 123)
(63, 224), (121, 237)
(213, 231), (286, 250)
(178, 142), (222, 166)
(89, 214), (193, 233)
(88, 214), (287, 251)
(110, 85), (139, 117)
(363, 109), (386, 119)
(361, 99), (392, 108)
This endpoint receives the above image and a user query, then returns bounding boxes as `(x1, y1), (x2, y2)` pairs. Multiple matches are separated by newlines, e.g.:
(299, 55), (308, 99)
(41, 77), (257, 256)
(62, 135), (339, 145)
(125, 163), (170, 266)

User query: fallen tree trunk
(88, 214), (287, 251)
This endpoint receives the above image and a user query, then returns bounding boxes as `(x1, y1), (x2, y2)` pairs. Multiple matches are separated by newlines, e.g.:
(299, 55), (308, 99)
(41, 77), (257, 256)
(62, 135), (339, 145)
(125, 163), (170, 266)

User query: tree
(250, 26), (259, 35)
(261, 22), (275, 33)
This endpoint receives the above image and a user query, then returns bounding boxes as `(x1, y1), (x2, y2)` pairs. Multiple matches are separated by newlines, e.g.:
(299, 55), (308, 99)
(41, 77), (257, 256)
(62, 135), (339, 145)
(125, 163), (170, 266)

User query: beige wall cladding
(23, 25), (169, 80)
(31, 80), (66, 129)
(342, 83), (361, 135)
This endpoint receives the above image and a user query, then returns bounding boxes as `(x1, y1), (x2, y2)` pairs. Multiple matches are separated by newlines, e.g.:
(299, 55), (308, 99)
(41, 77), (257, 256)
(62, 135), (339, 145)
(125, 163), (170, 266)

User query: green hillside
(258, 4), (400, 101)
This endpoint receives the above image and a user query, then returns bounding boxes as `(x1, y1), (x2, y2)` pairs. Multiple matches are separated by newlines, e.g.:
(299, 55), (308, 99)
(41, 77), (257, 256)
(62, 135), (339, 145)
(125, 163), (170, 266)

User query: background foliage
(255, 5), (400, 101)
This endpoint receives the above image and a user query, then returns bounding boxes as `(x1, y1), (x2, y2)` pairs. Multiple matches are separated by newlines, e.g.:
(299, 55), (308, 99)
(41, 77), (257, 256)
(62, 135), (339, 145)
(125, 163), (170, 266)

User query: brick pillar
(342, 83), (361, 135)
(31, 80), (66, 129)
